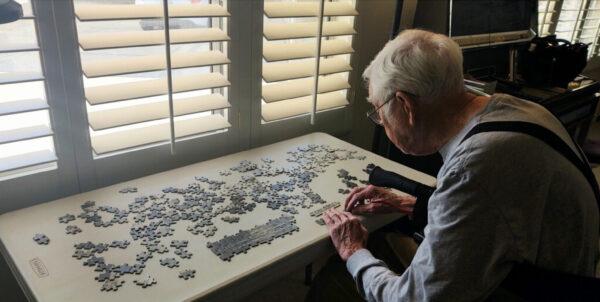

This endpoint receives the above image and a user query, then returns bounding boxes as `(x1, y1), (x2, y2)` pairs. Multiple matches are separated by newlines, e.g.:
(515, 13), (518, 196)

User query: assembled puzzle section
(33, 144), (371, 292)
(206, 215), (299, 261)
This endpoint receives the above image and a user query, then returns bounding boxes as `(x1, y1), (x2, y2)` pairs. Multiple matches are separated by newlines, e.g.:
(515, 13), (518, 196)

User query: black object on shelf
(0, 0), (22, 24)
(518, 35), (589, 88)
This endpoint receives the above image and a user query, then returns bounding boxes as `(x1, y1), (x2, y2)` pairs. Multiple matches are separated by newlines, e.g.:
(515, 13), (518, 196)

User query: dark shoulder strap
(460, 121), (600, 223)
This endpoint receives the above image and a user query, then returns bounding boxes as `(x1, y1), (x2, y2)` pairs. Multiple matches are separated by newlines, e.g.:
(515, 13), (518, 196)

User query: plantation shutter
(261, 0), (357, 122)
(73, 0), (231, 155)
(0, 0), (58, 175)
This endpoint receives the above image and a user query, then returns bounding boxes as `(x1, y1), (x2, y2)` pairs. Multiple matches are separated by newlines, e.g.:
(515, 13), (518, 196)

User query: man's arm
(337, 167), (518, 301)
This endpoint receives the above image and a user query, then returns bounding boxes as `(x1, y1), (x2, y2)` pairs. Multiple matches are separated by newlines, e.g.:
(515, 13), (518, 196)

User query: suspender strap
(460, 121), (600, 226)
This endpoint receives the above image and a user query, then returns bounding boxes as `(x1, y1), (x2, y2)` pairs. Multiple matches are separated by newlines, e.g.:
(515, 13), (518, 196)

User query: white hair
(363, 29), (464, 116)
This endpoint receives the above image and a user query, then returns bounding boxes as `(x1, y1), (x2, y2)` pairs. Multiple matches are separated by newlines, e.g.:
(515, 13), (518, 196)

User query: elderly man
(310, 29), (599, 301)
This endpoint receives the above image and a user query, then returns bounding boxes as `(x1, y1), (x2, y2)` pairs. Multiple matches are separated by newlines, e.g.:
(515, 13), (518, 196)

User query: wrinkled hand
(345, 185), (416, 215)
(323, 209), (368, 261)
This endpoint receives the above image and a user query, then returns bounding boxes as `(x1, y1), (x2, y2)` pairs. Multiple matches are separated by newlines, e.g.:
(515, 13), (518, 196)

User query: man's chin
(394, 141), (436, 156)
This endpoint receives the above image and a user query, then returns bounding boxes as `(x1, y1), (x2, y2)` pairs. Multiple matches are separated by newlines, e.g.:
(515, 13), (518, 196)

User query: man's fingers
(323, 212), (333, 225)
(351, 203), (378, 214)
(346, 186), (375, 212)
(339, 210), (355, 220)
(345, 187), (365, 211)
(326, 209), (343, 224)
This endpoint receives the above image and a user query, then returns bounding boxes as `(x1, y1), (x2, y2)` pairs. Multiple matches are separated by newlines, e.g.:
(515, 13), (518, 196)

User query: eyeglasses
(366, 91), (417, 126)
(366, 95), (395, 126)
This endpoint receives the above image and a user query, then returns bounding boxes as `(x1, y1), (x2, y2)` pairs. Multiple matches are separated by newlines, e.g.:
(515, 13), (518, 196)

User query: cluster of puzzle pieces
(32, 144), (370, 292)
(207, 215), (300, 261)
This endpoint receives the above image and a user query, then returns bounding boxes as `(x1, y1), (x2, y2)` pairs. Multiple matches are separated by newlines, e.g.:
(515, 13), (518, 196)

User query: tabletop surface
(0, 132), (435, 302)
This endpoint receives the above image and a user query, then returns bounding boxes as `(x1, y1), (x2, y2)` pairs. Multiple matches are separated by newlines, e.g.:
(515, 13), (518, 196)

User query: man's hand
(345, 185), (416, 215)
(323, 208), (368, 261)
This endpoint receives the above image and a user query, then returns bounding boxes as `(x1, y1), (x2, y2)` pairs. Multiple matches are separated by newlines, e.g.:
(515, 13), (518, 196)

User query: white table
(0, 133), (435, 302)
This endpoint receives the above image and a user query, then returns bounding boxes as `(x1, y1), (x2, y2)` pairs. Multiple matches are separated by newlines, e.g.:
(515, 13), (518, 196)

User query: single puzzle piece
(74, 241), (95, 250)
(136, 251), (153, 262)
(33, 233), (49, 245)
(133, 214), (146, 223)
(100, 279), (125, 292)
(65, 225), (81, 235)
(221, 216), (240, 223)
(202, 225), (218, 237)
(131, 263), (145, 274)
(58, 214), (76, 224)
(133, 275), (157, 288)
(83, 256), (105, 267)
(174, 248), (193, 259)
(119, 186), (138, 193)
(93, 243), (110, 254)
(95, 263), (117, 273)
(141, 238), (160, 246)
(170, 240), (188, 249)
(178, 269), (196, 280)
(113, 263), (134, 275)
(338, 188), (351, 194)
(159, 257), (179, 268)
(95, 271), (119, 282)
(109, 240), (130, 249)
(73, 249), (93, 259)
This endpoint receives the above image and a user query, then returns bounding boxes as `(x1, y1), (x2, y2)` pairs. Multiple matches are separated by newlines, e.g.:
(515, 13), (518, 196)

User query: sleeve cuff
(346, 249), (386, 300)
(346, 248), (380, 277)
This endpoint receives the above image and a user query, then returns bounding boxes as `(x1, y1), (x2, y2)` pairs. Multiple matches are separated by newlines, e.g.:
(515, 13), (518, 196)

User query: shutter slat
(88, 94), (230, 130)
(75, 3), (229, 21)
(262, 57), (351, 82)
(0, 43), (39, 54)
(264, 2), (358, 18)
(0, 124), (53, 145)
(91, 114), (230, 154)
(82, 51), (230, 78)
(0, 72), (44, 85)
(0, 99), (48, 116)
(0, 149), (56, 173)
(263, 21), (355, 40)
(262, 90), (348, 122)
(263, 39), (354, 62)
(78, 28), (230, 51)
(85, 73), (230, 105)
(262, 75), (349, 103)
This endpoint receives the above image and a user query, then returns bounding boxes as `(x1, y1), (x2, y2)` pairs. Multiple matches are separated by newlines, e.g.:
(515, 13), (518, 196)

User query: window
(539, 0), (600, 58)
(538, 0), (560, 36)
(260, 0), (357, 122)
(72, 0), (231, 156)
(0, 0), (365, 209)
(0, 0), (58, 179)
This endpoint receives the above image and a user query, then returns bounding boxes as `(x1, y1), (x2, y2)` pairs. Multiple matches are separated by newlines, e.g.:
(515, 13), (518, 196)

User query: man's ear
(395, 91), (416, 126)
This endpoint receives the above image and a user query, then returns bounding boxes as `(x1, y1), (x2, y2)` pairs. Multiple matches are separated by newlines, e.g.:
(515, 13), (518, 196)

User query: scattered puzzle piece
(100, 279), (125, 292)
(58, 214), (75, 224)
(66, 225), (81, 235)
(134, 275), (157, 288)
(159, 257), (179, 268)
(170, 240), (188, 249)
(33, 233), (49, 245)
(178, 269), (196, 280)
(119, 187), (138, 194)
(174, 248), (193, 259)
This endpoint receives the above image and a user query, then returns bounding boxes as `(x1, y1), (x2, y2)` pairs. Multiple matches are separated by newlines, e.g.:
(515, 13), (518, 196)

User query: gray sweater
(346, 94), (599, 301)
